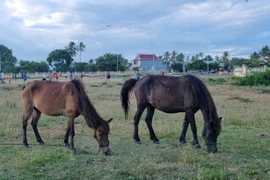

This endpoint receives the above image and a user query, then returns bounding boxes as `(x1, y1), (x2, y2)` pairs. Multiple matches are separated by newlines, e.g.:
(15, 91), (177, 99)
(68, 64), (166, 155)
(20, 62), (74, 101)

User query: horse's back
(22, 81), (78, 116)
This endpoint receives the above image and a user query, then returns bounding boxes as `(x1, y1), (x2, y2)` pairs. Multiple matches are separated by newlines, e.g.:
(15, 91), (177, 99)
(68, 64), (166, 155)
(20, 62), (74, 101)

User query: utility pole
(152, 53), (155, 71)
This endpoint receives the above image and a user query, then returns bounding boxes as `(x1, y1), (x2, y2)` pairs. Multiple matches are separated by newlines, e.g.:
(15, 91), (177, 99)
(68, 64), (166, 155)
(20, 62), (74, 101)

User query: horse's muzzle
(101, 146), (111, 155)
(207, 145), (218, 153)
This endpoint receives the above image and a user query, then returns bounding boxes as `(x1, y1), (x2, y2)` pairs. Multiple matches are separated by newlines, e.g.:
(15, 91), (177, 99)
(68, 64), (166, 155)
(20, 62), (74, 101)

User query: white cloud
(0, 0), (269, 61)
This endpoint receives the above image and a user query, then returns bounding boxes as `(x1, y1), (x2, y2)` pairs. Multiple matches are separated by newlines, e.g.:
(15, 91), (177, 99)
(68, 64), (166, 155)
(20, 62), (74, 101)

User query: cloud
(0, 0), (269, 61)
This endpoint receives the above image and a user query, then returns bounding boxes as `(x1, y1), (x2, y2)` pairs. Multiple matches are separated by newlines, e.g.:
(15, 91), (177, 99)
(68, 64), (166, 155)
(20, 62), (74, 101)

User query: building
(131, 54), (167, 72)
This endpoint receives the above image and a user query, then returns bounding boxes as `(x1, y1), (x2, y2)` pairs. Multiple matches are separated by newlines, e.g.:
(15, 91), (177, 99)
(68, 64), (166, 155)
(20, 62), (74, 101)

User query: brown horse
(21, 79), (113, 155)
(121, 75), (222, 153)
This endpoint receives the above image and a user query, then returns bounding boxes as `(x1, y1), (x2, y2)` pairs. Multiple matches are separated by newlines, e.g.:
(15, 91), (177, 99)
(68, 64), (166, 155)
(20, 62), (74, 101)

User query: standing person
(55, 72), (59, 81)
(14, 73), (17, 81)
(42, 72), (46, 80)
(80, 73), (83, 79)
(70, 72), (73, 80)
(106, 71), (111, 82)
(0, 71), (3, 84)
(23, 73), (27, 83)
(123, 75), (127, 82)
(65, 73), (67, 79)
(8, 75), (12, 84)
(49, 71), (53, 81)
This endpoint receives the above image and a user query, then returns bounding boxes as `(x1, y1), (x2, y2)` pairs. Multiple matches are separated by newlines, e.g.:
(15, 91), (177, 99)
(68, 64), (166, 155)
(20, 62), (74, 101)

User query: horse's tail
(120, 78), (138, 120)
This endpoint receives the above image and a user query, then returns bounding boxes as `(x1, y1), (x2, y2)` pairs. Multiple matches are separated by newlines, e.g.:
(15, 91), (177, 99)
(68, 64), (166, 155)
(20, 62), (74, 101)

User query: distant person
(0, 71), (2, 83)
(70, 72), (73, 80)
(23, 73), (27, 83)
(123, 75), (127, 82)
(81, 73), (83, 79)
(136, 70), (140, 80)
(65, 73), (67, 79)
(42, 72), (46, 80)
(49, 71), (53, 81)
(55, 72), (59, 81)
(8, 75), (12, 84)
(13, 73), (17, 81)
(106, 72), (111, 82)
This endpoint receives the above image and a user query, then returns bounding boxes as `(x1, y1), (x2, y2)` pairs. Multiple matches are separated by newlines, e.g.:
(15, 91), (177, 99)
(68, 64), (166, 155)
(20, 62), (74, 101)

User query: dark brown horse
(121, 75), (222, 153)
(21, 79), (113, 155)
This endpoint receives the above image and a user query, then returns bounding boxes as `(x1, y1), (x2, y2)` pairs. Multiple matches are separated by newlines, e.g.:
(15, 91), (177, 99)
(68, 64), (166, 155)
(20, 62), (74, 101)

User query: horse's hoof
(153, 141), (160, 144)
(39, 142), (45, 145)
(135, 141), (142, 144)
(194, 144), (201, 149)
(24, 145), (29, 148)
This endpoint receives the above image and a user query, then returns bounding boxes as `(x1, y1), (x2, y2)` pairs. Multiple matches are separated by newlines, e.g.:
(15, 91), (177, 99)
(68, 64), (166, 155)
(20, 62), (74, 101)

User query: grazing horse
(21, 79), (113, 155)
(120, 75), (222, 153)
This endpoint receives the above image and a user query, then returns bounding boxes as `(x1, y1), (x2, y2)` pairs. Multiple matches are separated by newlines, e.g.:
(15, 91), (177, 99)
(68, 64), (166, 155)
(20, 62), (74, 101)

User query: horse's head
(93, 118), (113, 155)
(203, 117), (222, 153)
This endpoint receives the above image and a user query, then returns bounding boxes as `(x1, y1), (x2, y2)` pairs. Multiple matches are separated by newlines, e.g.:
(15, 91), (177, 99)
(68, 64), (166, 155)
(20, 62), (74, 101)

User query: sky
(0, 0), (269, 62)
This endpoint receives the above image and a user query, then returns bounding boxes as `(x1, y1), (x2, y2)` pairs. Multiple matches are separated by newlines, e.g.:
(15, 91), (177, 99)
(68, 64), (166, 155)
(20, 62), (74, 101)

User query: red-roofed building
(131, 54), (167, 72)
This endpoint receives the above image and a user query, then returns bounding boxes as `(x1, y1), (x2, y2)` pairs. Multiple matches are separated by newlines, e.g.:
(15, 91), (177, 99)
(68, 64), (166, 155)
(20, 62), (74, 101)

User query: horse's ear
(107, 118), (113, 123)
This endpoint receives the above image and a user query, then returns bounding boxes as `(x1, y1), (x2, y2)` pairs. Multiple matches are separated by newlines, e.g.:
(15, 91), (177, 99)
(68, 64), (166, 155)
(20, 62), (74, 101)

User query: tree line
(0, 43), (269, 73)
(160, 45), (270, 72)
(0, 42), (130, 73)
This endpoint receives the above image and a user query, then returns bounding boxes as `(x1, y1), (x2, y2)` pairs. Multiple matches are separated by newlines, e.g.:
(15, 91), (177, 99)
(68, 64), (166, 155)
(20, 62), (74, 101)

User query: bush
(232, 70), (270, 86)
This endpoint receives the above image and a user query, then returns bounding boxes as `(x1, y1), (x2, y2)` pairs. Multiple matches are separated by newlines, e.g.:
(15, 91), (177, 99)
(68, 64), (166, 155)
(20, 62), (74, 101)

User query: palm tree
(222, 51), (231, 70)
(176, 53), (185, 62)
(162, 51), (170, 66)
(65, 41), (77, 58)
(198, 52), (204, 60)
(250, 52), (260, 62)
(214, 55), (220, 62)
(259, 45), (270, 58)
(78, 41), (86, 63)
(170, 50), (177, 63)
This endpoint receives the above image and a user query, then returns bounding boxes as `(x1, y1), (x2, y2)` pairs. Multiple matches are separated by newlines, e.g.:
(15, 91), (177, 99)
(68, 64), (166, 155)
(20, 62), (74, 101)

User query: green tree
(222, 51), (231, 70)
(73, 62), (88, 72)
(46, 49), (73, 72)
(65, 41), (77, 58)
(198, 52), (204, 59)
(170, 62), (183, 72)
(0, 44), (17, 73)
(259, 45), (270, 57)
(162, 51), (170, 66)
(19, 60), (48, 73)
(170, 50), (177, 62)
(176, 53), (185, 62)
(77, 41), (86, 63)
(187, 60), (206, 70)
(95, 53), (128, 71)
(250, 52), (260, 62)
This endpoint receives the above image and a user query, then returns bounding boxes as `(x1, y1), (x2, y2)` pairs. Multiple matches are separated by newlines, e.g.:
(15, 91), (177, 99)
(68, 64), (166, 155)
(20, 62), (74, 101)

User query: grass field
(0, 76), (269, 180)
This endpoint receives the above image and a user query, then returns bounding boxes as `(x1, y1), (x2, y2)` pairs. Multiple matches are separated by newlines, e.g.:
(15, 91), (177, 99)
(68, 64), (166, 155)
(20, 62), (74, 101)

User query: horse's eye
(99, 133), (102, 137)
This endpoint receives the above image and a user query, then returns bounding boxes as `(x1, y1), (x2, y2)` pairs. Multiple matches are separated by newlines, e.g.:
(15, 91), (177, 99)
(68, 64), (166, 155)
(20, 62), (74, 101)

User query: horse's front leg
(145, 105), (159, 144)
(187, 111), (201, 148)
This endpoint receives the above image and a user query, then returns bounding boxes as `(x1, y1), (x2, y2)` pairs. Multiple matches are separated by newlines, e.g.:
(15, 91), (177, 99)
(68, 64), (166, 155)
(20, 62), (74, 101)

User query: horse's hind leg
(133, 103), (147, 144)
(22, 107), (33, 147)
(179, 113), (189, 145)
(31, 108), (44, 144)
(145, 105), (159, 144)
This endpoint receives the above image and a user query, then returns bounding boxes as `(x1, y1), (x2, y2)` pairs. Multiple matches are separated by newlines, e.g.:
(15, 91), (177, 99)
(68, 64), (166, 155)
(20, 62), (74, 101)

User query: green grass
(0, 77), (269, 179)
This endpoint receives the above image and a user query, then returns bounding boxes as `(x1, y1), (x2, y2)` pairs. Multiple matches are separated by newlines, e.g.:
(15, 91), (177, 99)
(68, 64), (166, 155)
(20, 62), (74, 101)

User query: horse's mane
(188, 75), (221, 134)
(71, 79), (110, 133)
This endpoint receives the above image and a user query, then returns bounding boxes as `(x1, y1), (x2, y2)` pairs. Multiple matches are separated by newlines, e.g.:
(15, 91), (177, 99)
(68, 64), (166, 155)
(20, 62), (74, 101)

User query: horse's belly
(157, 107), (184, 114)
